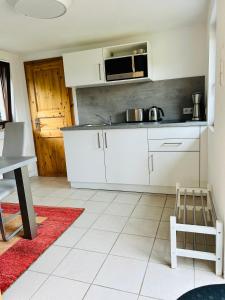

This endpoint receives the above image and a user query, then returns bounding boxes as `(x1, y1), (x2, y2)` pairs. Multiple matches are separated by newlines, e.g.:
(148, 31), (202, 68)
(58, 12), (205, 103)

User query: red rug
(0, 203), (84, 293)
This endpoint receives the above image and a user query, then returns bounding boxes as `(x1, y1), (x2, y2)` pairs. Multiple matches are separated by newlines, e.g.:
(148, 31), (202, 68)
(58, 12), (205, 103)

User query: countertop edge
(61, 122), (208, 131)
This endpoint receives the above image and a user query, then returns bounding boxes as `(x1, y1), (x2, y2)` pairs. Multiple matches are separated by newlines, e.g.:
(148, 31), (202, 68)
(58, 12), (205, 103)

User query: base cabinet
(104, 129), (149, 185)
(149, 152), (200, 187)
(63, 130), (106, 183)
(63, 126), (206, 192)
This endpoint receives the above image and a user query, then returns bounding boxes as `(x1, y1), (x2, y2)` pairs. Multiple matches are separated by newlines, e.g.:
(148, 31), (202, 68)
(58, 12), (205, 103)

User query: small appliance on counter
(192, 92), (202, 121)
(148, 106), (164, 122)
(126, 108), (144, 123)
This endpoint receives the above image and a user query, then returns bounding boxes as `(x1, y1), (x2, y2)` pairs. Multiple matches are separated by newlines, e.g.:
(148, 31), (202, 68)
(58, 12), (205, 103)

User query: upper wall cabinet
(63, 48), (105, 87)
(63, 41), (152, 87)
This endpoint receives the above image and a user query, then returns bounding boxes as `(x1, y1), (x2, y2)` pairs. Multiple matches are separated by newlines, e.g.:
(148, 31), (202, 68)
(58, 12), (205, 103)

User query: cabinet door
(63, 48), (105, 87)
(63, 130), (106, 183)
(104, 129), (149, 185)
(149, 152), (199, 187)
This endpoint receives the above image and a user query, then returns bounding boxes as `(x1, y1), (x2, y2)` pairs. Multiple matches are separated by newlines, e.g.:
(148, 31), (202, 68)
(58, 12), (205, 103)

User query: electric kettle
(149, 106), (164, 122)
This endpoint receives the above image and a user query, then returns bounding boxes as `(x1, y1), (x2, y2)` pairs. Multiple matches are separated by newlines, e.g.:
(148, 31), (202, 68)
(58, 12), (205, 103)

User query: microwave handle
(98, 63), (102, 80)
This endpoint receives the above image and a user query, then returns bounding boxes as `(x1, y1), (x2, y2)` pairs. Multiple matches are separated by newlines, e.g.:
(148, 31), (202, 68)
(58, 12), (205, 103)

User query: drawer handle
(162, 142), (183, 147)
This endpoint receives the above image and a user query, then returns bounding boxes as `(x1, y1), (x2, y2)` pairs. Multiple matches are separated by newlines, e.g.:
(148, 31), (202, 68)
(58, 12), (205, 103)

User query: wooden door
(149, 152), (199, 187)
(63, 130), (106, 183)
(25, 57), (74, 177)
(104, 129), (149, 185)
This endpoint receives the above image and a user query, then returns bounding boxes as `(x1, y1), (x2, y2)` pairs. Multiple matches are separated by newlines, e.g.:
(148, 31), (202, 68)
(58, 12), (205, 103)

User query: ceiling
(0, 0), (209, 54)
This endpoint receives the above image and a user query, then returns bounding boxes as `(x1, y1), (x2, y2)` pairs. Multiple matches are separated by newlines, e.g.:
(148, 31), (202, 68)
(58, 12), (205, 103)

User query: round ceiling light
(7, 0), (72, 19)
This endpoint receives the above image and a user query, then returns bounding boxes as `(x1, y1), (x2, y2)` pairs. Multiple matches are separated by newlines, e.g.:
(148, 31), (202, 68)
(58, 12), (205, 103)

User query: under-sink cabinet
(63, 126), (207, 193)
(63, 129), (149, 185)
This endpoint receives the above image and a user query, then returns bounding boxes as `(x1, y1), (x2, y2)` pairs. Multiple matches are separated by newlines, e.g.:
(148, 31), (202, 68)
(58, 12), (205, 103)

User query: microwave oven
(104, 55), (148, 82)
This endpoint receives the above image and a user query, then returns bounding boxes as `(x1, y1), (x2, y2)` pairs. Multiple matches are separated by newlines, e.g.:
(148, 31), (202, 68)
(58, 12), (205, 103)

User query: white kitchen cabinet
(63, 48), (105, 87)
(63, 130), (106, 183)
(104, 129), (149, 185)
(149, 152), (199, 187)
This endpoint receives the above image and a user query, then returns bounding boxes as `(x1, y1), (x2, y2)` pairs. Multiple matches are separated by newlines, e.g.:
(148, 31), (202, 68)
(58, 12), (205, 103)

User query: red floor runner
(0, 203), (84, 293)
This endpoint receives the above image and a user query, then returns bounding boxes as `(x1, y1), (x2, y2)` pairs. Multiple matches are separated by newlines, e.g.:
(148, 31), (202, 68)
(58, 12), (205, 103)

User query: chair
(0, 122), (25, 241)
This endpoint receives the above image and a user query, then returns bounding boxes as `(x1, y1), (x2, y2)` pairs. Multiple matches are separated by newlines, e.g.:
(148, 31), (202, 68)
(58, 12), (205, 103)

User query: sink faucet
(95, 114), (112, 126)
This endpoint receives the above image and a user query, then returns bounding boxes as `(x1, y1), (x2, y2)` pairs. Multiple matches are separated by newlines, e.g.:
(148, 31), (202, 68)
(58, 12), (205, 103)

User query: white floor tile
(161, 207), (174, 222)
(53, 249), (106, 283)
(31, 276), (89, 300)
(194, 259), (214, 272)
(72, 212), (100, 228)
(75, 229), (119, 253)
(49, 188), (74, 198)
(29, 246), (70, 274)
(138, 297), (157, 300)
(69, 189), (96, 200)
(94, 255), (147, 294)
(123, 218), (159, 237)
(92, 214), (128, 232)
(114, 192), (142, 205)
(105, 203), (136, 217)
(165, 196), (176, 208)
(84, 285), (138, 300)
(111, 234), (154, 261)
(54, 227), (87, 247)
(141, 263), (194, 300)
(84, 201), (109, 213)
(194, 269), (225, 288)
(58, 198), (86, 208)
(131, 205), (163, 220)
(3, 271), (48, 300)
(156, 221), (170, 240)
(90, 191), (118, 202)
(150, 239), (193, 269)
(33, 197), (63, 206)
(138, 296), (159, 300)
(139, 194), (166, 207)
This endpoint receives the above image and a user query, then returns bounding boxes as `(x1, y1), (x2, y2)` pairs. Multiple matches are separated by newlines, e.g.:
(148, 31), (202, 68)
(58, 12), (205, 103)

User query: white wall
(23, 23), (208, 81)
(0, 50), (37, 175)
(208, 0), (225, 224)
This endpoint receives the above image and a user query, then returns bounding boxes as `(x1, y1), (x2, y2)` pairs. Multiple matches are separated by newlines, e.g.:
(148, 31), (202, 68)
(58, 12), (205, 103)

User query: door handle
(97, 132), (101, 149)
(104, 132), (108, 149)
(151, 154), (154, 172)
(34, 118), (41, 130)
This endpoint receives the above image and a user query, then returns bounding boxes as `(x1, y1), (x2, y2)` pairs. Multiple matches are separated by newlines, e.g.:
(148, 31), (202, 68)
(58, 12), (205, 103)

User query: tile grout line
(29, 224), (89, 299)
(138, 194), (167, 298)
(28, 189), (129, 299)
(80, 192), (143, 299)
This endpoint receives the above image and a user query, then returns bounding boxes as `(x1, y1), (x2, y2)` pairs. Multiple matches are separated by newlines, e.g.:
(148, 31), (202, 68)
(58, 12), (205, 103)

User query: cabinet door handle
(98, 63), (102, 80)
(151, 154), (154, 172)
(97, 132), (101, 149)
(104, 132), (108, 148)
(162, 142), (183, 147)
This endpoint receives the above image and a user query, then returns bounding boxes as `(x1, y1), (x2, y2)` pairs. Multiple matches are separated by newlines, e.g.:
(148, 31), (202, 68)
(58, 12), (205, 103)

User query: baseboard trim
(70, 182), (176, 194)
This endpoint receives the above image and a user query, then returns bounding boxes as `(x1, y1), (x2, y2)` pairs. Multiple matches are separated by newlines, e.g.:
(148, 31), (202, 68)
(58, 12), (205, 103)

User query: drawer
(148, 127), (200, 139)
(149, 139), (199, 152)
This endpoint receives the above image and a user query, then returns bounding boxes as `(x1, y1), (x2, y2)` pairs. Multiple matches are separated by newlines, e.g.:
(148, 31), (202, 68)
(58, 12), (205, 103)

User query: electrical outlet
(183, 107), (193, 115)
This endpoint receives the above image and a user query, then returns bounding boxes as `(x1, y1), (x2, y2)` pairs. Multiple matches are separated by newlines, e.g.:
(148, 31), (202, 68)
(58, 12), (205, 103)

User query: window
(0, 61), (12, 125)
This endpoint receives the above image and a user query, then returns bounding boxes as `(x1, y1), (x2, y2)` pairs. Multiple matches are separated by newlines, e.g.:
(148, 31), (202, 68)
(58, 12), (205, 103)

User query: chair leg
(0, 209), (23, 242)
(0, 209), (7, 241)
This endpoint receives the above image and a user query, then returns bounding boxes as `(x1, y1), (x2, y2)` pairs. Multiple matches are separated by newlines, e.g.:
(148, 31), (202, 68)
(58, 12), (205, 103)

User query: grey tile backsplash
(76, 76), (205, 124)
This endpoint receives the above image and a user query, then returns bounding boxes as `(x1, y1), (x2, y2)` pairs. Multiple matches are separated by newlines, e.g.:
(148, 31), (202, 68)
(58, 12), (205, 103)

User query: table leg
(14, 166), (37, 239)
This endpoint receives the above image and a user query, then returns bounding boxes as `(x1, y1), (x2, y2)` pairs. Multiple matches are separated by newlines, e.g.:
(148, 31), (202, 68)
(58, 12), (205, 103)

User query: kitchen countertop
(61, 121), (208, 131)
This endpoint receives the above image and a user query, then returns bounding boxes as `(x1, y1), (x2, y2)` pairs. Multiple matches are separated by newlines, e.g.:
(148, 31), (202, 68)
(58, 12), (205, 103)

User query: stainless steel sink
(79, 123), (109, 127)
